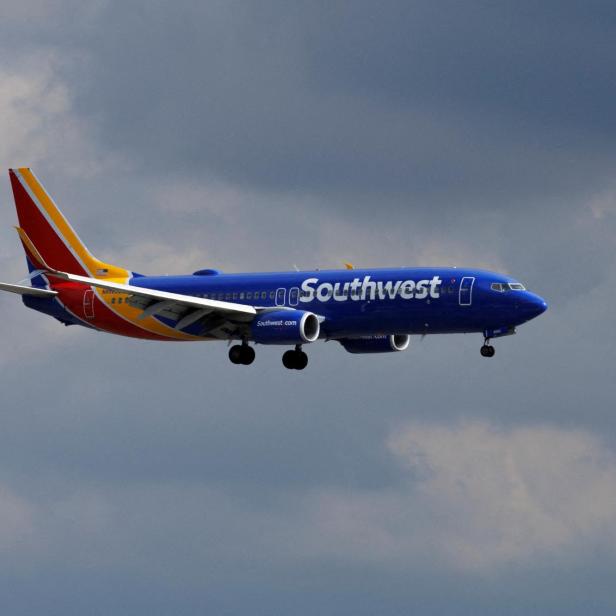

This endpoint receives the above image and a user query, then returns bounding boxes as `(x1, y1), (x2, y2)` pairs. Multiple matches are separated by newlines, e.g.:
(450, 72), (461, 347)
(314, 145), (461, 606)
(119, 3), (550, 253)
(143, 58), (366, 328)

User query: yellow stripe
(96, 290), (201, 340)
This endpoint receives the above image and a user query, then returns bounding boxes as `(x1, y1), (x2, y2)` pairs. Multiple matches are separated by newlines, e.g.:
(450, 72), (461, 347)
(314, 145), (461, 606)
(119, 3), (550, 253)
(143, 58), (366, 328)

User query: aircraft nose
(524, 293), (548, 319)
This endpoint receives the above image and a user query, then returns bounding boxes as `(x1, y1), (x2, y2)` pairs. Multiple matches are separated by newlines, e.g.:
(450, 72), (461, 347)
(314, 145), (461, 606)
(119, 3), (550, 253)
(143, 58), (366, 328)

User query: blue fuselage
(128, 267), (547, 339)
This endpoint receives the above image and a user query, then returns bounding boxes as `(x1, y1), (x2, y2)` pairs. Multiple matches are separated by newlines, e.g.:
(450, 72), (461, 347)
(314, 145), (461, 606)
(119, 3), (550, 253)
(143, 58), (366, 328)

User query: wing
(51, 271), (257, 339)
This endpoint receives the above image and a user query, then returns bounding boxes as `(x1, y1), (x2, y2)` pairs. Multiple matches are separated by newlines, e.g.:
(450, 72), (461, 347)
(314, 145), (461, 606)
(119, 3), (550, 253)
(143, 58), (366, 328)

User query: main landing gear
(480, 338), (496, 358)
(228, 343), (309, 369)
(282, 345), (308, 371)
(229, 342), (255, 365)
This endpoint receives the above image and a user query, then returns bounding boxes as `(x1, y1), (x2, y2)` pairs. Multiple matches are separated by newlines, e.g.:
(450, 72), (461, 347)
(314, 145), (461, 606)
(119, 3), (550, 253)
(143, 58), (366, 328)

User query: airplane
(0, 168), (547, 370)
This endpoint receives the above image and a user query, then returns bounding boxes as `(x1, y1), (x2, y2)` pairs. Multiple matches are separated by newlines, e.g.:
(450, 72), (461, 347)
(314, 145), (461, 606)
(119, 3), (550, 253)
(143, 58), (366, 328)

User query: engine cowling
(251, 310), (320, 345)
(338, 334), (410, 354)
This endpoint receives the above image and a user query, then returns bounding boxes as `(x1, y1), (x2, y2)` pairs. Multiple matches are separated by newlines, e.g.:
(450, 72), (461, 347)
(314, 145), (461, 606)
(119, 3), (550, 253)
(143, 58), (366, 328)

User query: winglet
(344, 262), (354, 270)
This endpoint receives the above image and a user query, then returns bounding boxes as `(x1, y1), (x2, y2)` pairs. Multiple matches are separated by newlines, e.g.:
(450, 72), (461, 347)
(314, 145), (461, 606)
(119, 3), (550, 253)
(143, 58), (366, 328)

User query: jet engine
(251, 310), (320, 345)
(338, 334), (410, 354)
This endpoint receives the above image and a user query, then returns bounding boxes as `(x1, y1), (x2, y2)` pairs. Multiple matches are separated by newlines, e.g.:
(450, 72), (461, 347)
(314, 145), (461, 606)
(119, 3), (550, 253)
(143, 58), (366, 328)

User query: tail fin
(9, 168), (129, 280)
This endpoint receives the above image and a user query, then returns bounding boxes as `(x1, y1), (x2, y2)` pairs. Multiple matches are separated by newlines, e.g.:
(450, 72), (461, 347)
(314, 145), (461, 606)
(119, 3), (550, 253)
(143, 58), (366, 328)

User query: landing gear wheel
(282, 348), (309, 370)
(240, 345), (255, 365)
(282, 350), (297, 369)
(229, 343), (255, 365)
(229, 345), (243, 364)
(480, 344), (495, 358)
(296, 351), (308, 370)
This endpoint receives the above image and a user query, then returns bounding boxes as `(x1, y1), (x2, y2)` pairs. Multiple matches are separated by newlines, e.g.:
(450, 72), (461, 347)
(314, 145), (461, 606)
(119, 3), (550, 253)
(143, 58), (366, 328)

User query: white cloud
(394, 422), (616, 567)
(289, 422), (616, 571)
(0, 55), (73, 171)
(0, 51), (127, 365)
(2, 422), (615, 580)
(0, 50), (127, 182)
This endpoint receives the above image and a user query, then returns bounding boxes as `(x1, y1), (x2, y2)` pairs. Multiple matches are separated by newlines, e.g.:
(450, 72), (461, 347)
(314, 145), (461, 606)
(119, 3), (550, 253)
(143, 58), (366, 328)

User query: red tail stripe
(10, 171), (89, 276)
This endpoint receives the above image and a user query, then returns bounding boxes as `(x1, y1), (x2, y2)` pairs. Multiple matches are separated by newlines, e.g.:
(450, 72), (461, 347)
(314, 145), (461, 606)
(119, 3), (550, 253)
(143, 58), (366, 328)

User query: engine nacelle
(339, 334), (410, 354)
(251, 310), (320, 345)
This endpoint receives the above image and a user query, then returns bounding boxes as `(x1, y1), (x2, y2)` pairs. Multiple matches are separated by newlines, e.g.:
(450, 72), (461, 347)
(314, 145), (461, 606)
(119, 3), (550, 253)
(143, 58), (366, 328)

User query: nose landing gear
(229, 342), (255, 365)
(480, 337), (495, 358)
(282, 345), (308, 370)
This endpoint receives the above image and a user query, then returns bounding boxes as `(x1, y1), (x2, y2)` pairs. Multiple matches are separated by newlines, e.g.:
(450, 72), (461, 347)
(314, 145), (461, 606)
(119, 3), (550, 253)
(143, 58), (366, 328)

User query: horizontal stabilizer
(0, 282), (57, 298)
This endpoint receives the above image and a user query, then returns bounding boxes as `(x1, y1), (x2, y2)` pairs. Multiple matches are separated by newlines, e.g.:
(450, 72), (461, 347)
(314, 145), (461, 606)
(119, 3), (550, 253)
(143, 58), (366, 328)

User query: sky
(0, 1), (615, 614)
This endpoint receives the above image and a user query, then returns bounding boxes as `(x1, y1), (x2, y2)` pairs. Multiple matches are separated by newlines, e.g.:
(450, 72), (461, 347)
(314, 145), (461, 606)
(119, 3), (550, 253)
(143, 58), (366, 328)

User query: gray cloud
(0, 1), (615, 614)
(39, 2), (616, 207)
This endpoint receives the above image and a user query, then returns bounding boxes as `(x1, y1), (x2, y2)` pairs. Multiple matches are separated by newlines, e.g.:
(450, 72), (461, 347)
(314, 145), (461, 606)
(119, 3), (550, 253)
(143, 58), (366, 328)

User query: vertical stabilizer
(9, 168), (129, 280)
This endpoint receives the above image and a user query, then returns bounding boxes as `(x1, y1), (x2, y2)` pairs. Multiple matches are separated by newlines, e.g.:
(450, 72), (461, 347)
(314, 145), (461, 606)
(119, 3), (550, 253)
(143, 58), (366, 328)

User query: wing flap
(175, 308), (213, 330)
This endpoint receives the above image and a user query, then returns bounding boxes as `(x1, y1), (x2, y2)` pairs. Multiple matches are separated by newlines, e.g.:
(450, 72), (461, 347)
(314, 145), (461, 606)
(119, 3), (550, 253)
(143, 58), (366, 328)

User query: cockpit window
(491, 282), (526, 292)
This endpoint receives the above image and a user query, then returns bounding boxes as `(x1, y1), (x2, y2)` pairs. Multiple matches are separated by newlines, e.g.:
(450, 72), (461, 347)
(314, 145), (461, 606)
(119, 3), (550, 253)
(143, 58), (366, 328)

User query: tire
(295, 351), (308, 370)
(241, 345), (255, 365)
(229, 345), (243, 364)
(480, 345), (495, 358)
(282, 350), (297, 369)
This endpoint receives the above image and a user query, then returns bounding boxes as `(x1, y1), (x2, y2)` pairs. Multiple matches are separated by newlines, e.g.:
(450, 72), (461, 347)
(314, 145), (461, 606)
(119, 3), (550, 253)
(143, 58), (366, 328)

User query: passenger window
(246, 292), (252, 300)
(225, 293), (231, 300)
(261, 291), (267, 299)
(269, 291), (275, 299)
(111, 297), (116, 304)
(233, 293), (238, 300)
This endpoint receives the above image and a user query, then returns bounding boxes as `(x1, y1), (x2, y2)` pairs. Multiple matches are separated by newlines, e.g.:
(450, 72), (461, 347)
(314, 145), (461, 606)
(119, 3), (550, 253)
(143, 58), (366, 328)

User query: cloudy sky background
(0, 1), (615, 613)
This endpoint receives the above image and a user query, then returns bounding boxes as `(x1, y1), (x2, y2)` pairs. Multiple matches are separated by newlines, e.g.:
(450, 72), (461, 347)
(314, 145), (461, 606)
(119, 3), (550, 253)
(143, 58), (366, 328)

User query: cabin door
(83, 289), (96, 319)
(459, 277), (475, 306)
